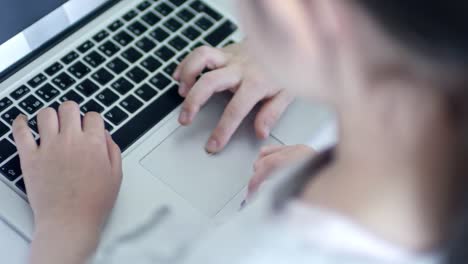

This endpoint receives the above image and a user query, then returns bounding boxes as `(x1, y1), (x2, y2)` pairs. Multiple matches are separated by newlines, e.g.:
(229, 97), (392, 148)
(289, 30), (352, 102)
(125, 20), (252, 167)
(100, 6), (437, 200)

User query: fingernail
(178, 83), (187, 96)
(179, 110), (190, 124)
(206, 138), (219, 153)
(17, 114), (27, 122)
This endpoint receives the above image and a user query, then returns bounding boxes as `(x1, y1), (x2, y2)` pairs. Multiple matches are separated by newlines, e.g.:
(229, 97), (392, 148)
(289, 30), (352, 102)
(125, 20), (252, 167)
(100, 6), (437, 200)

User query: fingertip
(205, 138), (220, 154)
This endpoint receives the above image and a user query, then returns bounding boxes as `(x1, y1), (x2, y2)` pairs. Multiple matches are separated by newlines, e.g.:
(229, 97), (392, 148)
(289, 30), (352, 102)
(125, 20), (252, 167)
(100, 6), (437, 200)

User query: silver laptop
(0, 0), (329, 257)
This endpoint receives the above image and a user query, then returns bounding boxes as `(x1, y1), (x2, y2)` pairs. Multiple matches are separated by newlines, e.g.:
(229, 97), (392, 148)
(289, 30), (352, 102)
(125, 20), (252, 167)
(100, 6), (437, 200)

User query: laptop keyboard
(0, 0), (238, 197)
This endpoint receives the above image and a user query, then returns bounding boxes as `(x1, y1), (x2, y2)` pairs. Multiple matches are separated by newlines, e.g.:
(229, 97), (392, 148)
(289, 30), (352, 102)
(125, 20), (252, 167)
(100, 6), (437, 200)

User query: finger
(259, 145), (285, 158)
(37, 108), (59, 143)
(205, 85), (264, 153)
(12, 115), (37, 157)
(105, 131), (122, 177)
(254, 91), (294, 139)
(177, 46), (228, 96)
(58, 101), (81, 134)
(83, 112), (105, 136)
(179, 66), (241, 125)
(248, 154), (283, 196)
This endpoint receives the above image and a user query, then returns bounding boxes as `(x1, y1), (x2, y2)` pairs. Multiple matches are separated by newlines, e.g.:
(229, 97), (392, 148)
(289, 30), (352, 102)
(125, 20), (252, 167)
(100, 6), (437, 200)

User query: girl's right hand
(174, 43), (295, 153)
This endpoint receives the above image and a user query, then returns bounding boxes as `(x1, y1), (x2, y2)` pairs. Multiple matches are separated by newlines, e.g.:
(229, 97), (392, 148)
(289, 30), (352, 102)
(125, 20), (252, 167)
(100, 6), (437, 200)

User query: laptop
(0, 0), (330, 258)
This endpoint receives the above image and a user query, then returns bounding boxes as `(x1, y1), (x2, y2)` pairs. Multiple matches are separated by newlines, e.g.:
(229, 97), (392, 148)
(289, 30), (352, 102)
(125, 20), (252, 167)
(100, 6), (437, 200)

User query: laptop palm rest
(140, 95), (280, 217)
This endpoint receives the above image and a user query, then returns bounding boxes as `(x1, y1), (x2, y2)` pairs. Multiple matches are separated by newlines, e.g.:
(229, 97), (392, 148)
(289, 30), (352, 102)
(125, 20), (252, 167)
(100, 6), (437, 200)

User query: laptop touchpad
(140, 95), (280, 217)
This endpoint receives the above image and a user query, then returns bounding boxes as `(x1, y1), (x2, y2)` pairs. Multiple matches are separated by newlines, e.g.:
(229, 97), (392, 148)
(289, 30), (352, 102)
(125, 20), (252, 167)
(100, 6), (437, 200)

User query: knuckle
(198, 72), (218, 86)
(225, 104), (243, 120)
(195, 46), (214, 57)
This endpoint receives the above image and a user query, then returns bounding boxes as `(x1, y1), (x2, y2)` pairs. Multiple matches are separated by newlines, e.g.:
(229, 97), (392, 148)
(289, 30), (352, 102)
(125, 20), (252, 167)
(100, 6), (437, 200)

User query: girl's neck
(302, 79), (460, 252)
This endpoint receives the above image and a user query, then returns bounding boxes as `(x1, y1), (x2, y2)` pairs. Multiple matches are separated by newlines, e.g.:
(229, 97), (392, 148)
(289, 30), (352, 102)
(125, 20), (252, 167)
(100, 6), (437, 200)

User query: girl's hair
(354, 1), (468, 263)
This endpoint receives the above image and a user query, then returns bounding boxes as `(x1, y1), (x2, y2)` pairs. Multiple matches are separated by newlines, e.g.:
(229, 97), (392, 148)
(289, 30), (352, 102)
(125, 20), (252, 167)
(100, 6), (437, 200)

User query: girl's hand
(13, 102), (122, 264)
(248, 145), (315, 198)
(174, 43), (294, 153)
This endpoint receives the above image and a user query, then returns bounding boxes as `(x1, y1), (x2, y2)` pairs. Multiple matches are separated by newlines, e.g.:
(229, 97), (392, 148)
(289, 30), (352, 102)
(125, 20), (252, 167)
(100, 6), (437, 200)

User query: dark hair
(354, 1), (468, 263)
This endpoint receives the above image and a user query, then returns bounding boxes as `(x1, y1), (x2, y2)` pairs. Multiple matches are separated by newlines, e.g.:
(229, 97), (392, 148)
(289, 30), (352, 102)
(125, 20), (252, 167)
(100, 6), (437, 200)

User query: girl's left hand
(248, 145), (315, 198)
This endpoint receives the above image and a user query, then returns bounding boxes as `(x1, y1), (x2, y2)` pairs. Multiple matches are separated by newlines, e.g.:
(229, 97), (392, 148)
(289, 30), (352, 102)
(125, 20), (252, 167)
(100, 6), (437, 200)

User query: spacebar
(112, 84), (183, 152)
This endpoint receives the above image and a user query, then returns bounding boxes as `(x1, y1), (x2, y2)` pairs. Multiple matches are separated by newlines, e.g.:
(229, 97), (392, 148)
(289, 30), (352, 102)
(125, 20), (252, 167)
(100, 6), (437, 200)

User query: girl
(13, 0), (468, 263)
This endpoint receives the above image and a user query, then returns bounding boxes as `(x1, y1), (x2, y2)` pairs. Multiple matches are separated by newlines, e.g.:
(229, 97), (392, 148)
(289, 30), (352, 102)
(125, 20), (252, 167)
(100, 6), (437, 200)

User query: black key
(27, 73), (47, 88)
(128, 21), (148, 37)
(0, 98), (13, 113)
(68, 61), (91, 79)
(137, 0), (151, 11)
(53, 72), (76, 90)
(99, 41), (121, 57)
(15, 178), (26, 194)
(120, 95), (143, 113)
(92, 68), (115, 85)
(195, 16), (214, 31)
(190, 0), (222, 21)
(0, 139), (16, 164)
(60, 90), (84, 104)
(44, 62), (64, 77)
(0, 122), (9, 137)
(155, 45), (175, 61)
(77, 40), (95, 54)
(141, 56), (162, 72)
(223, 39), (235, 47)
(19, 95), (44, 114)
(149, 73), (171, 90)
(136, 37), (157, 52)
(177, 51), (189, 62)
(135, 83), (158, 101)
(123, 9), (138, 21)
(177, 8), (195, 22)
(126, 67), (148, 84)
(182, 26), (201, 41)
(105, 106), (129, 126)
(2, 107), (25, 125)
(164, 17), (182, 32)
(113, 31), (134, 47)
(0, 156), (22, 181)
(84, 51), (106, 68)
(77, 79), (100, 97)
(107, 58), (129, 75)
(108, 19), (124, 32)
(10, 85), (31, 100)
(191, 41), (205, 50)
(36, 83), (60, 102)
(48, 101), (61, 111)
(96, 88), (119, 107)
(164, 62), (178, 76)
(168, 35), (188, 51)
(170, 0), (186, 6)
(155, 2), (174, 16)
(150, 27), (170, 42)
(104, 121), (114, 132)
(93, 30), (109, 42)
(61, 51), (79, 64)
(28, 116), (38, 133)
(113, 85), (183, 151)
(141, 11), (161, 26)
(111, 77), (135, 95)
(122, 47), (143, 63)
(81, 99), (104, 114)
(205, 20), (238, 47)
